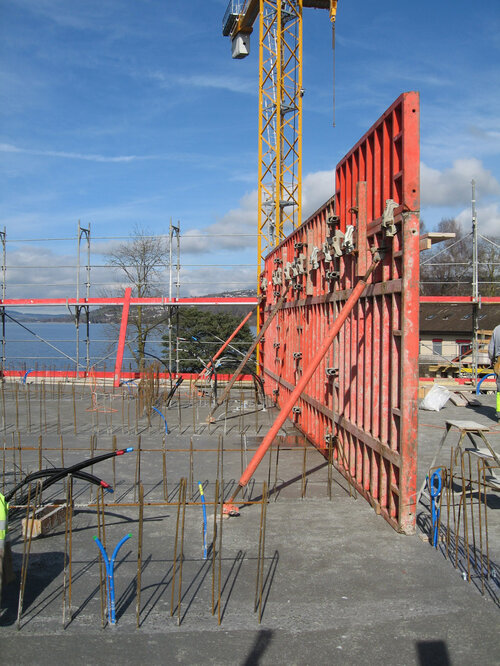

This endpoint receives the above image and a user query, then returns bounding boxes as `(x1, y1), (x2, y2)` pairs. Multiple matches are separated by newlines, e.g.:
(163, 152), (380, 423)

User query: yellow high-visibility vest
(0, 492), (8, 544)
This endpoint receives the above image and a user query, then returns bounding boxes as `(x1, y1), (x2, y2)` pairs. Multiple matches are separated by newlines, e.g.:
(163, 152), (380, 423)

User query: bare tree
(420, 218), (500, 297)
(107, 225), (169, 367)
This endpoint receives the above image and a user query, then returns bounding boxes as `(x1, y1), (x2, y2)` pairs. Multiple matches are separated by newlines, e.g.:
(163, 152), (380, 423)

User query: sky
(1, 0), (499, 306)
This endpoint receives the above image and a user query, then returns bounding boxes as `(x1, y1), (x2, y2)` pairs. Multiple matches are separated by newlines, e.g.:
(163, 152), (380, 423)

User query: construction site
(1, 1), (500, 665)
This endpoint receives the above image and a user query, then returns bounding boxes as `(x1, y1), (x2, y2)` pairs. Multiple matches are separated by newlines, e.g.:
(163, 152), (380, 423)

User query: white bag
(420, 384), (451, 411)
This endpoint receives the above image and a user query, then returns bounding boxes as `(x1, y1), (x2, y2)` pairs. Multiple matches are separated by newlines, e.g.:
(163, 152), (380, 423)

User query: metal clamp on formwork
(294, 241), (306, 251)
(382, 199), (399, 237)
(292, 406), (301, 414)
(284, 262), (294, 281)
(324, 432), (334, 444)
(325, 270), (340, 281)
(273, 256), (282, 264)
(322, 240), (334, 263)
(273, 341), (280, 348)
(293, 352), (302, 360)
(260, 275), (268, 291)
(370, 245), (387, 262)
(309, 246), (320, 270)
(331, 229), (346, 257)
(326, 367), (338, 377)
(272, 267), (283, 285)
(343, 225), (355, 254)
(296, 254), (307, 275)
(326, 214), (340, 228)
(272, 388), (279, 396)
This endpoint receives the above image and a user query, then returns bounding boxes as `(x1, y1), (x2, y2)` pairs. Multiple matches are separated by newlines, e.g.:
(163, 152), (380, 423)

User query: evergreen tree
(162, 307), (254, 373)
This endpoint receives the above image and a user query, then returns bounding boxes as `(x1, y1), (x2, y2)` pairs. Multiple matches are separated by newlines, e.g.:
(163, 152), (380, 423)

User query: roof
(419, 301), (499, 334)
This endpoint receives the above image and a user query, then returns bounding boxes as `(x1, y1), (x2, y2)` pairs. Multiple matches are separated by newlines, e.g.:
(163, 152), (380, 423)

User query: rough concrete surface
(0, 382), (498, 665)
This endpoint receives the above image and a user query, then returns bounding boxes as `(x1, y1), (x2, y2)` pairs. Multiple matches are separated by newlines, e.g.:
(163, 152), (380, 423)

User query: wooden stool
(417, 420), (499, 503)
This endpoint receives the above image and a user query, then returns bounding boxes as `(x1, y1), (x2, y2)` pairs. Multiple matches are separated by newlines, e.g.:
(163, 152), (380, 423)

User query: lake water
(2, 320), (257, 372)
(2, 321), (166, 371)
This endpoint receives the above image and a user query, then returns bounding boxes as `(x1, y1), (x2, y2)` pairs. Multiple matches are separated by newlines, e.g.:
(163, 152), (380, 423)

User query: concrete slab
(0, 384), (498, 665)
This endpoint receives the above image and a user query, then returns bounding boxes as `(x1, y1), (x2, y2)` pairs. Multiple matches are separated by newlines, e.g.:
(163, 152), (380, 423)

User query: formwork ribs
(257, 92), (420, 534)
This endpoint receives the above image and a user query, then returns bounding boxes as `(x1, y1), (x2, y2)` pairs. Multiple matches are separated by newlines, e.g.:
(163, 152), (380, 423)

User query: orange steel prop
(113, 287), (132, 388)
(225, 258), (380, 512)
(194, 304), (259, 385)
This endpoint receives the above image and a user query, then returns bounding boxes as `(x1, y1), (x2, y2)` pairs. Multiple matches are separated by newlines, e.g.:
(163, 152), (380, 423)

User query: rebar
(38, 434), (42, 471)
(217, 476), (223, 625)
(16, 480), (42, 629)
(62, 474), (73, 627)
(189, 437), (194, 499)
(57, 383), (61, 434)
(255, 480), (268, 623)
(177, 477), (187, 626)
(210, 478), (218, 616)
(301, 445), (307, 498)
(96, 484), (107, 627)
(136, 482), (144, 628)
(72, 383), (77, 435)
(134, 435), (142, 502)
(327, 435), (333, 500)
(162, 435), (168, 501)
(26, 383), (31, 433)
(170, 477), (185, 618)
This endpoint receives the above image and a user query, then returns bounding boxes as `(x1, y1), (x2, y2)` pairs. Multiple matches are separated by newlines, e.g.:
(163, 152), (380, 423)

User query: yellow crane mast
(223, 1), (338, 290)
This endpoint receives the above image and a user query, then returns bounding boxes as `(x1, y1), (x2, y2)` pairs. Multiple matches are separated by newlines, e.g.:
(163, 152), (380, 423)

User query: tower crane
(223, 1), (338, 294)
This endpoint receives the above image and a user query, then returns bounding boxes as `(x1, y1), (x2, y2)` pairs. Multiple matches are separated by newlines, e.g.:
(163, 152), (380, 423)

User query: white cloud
(421, 158), (500, 206)
(178, 265), (256, 297)
(0, 142), (162, 163)
(181, 169), (335, 255)
(181, 191), (258, 254)
(302, 169), (335, 217)
(148, 70), (255, 96)
(456, 203), (500, 237)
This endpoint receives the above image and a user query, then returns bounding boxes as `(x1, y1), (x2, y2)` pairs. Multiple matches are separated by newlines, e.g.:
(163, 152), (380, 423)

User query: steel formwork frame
(259, 92), (420, 533)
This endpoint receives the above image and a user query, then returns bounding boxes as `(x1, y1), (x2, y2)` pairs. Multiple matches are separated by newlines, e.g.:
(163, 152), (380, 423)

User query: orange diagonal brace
(225, 258), (380, 512)
(195, 303), (259, 385)
(113, 287), (132, 388)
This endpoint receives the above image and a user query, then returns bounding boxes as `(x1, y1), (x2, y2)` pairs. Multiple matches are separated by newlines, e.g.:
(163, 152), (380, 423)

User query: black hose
(5, 448), (132, 503)
(5, 468), (112, 503)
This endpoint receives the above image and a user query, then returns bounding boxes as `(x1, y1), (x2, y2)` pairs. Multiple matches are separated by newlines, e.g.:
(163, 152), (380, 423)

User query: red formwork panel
(260, 92), (420, 533)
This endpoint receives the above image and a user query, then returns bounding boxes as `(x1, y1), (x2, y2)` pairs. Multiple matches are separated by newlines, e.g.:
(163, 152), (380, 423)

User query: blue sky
(1, 0), (499, 302)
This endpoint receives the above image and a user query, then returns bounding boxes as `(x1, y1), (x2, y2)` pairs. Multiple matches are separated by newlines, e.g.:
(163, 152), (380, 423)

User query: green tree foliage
(162, 307), (254, 373)
(420, 218), (500, 297)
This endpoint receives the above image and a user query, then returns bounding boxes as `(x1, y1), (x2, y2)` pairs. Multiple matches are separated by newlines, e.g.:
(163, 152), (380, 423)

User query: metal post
(471, 180), (479, 386)
(76, 222), (91, 376)
(168, 219), (174, 387)
(0, 227), (5, 377)
(175, 223), (181, 377)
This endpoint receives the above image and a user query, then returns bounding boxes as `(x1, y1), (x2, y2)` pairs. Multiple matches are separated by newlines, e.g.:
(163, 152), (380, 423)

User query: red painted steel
(420, 296), (500, 304)
(0, 296), (259, 307)
(260, 92), (420, 533)
(229, 258), (380, 504)
(113, 287), (132, 388)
